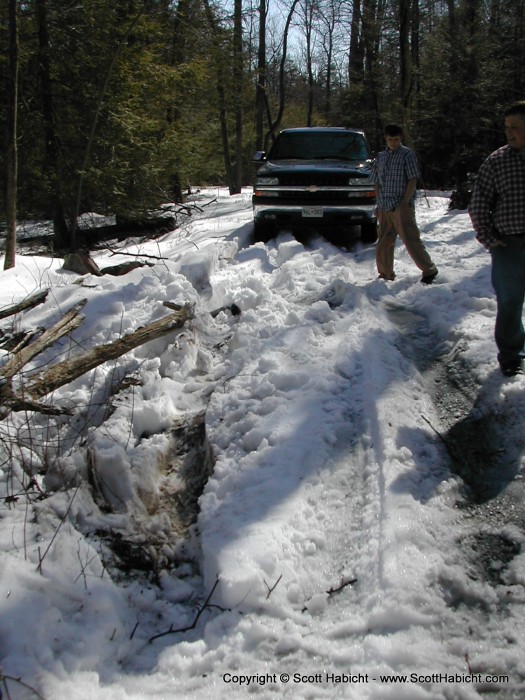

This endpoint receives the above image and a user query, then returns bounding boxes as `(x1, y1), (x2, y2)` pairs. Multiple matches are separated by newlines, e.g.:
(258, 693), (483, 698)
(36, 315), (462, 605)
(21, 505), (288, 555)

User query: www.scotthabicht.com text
(222, 672), (510, 686)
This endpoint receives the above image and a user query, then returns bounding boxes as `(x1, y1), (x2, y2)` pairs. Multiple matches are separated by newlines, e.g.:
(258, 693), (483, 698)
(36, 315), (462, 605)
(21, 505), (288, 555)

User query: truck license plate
(302, 207), (323, 218)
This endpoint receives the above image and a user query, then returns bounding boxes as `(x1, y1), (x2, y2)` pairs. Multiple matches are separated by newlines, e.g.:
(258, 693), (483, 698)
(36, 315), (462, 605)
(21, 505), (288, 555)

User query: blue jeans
(491, 237), (525, 363)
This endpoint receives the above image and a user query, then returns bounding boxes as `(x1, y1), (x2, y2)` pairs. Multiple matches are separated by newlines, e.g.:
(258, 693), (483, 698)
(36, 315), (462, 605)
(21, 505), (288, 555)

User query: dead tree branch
(0, 299), (87, 380)
(0, 672), (48, 700)
(148, 578), (221, 643)
(0, 288), (49, 320)
(0, 300), (193, 417)
(264, 573), (283, 599)
(26, 305), (193, 399)
(326, 577), (357, 596)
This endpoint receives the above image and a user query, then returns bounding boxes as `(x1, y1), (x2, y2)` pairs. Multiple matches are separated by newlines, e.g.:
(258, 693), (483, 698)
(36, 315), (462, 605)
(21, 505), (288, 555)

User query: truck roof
(278, 127), (365, 135)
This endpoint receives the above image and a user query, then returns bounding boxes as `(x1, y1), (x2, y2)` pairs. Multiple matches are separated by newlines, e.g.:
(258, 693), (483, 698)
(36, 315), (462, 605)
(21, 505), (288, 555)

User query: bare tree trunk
(264, 0), (300, 147)
(70, 4), (146, 250)
(233, 0), (244, 193)
(446, 0), (456, 33)
(320, 1), (336, 121)
(202, 0), (235, 192)
(400, 0), (413, 140)
(4, 0), (18, 271)
(411, 0), (420, 95)
(255, 0), (267, 151)
(362, 0), (383, 136)
(302, 0), (315, 126)
(349, 0), (364, 86)
(514, 0), (524, 93)
(36, 0), (69, 251)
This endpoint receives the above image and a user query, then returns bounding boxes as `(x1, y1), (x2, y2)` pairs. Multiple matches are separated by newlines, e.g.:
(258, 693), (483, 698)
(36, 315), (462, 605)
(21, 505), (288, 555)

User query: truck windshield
(268, 132), (370, 161)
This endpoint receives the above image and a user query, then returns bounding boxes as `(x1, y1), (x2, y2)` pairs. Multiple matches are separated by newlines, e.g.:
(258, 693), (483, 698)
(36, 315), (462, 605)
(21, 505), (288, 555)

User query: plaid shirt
(469, 145), (525, 248)
(371, 145), (420, 211)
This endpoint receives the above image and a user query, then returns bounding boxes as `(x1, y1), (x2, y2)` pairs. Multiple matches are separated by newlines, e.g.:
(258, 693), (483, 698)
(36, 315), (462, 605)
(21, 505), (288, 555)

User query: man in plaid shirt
(469, 101), (525, 376)
(371, 124), (438, 284)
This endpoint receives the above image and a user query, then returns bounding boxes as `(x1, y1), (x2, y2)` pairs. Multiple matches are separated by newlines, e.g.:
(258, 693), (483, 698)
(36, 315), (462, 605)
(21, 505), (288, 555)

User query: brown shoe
(421, 269), (438, 284)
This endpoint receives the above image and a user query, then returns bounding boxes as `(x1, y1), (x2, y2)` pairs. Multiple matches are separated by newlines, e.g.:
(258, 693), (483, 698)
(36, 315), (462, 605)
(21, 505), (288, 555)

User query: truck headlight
(255, 177), (279, 186)
(348, 176), (372, 185)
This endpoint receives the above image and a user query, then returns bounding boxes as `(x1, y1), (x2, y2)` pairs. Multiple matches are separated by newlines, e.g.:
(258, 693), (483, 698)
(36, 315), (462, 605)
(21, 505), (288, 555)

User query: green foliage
(2, 0), (238, 228)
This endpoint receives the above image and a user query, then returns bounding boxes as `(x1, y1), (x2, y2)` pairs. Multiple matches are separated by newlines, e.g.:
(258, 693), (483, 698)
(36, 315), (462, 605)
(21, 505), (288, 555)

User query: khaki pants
(376, 204), (436, 279)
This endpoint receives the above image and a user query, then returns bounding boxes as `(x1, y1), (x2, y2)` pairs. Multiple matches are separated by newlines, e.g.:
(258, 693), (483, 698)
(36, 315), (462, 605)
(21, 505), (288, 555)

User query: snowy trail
(190, 222), (524, 698)
(188, 233), (469, 695)
(2, 190), (525, 700)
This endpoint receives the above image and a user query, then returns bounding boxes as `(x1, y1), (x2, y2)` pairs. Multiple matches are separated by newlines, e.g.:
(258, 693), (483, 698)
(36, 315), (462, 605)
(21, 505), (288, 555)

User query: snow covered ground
(1, 189), (524, 699)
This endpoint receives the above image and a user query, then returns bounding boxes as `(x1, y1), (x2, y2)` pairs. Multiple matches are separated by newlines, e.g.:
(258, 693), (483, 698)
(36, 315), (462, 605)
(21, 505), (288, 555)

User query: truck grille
(278, 173), (350, 187)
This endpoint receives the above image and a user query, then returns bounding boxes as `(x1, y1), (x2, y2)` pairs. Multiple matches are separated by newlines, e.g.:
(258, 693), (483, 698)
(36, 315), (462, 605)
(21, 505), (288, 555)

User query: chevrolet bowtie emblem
(306, 185), (320, 192)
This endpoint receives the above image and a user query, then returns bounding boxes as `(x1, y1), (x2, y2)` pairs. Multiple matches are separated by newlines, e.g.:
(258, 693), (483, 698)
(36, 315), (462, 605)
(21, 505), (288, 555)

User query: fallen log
(0, 328), (43, 352)
(0, 299), (87, 380)
(26, 305), (193, 399)
(0, 288), (49, 320)
(0, 376), (72, 420)
(4, 394), (73, 417)
(99, 260), (153, 276)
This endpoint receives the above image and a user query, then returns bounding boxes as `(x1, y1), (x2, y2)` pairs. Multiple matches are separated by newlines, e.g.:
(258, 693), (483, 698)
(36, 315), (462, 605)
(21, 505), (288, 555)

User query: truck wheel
(361, 221), (378, 243)
(253, 220), (275, 243)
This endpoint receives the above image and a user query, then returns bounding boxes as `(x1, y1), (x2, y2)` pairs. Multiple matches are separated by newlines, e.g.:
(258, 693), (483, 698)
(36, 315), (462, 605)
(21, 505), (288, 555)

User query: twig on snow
(421, 414), (458, 462)
(264, 574), (283, 599)
(0, 670), (48, 700)
(326, 576), (357, 597)
(148, 578), (222, 643)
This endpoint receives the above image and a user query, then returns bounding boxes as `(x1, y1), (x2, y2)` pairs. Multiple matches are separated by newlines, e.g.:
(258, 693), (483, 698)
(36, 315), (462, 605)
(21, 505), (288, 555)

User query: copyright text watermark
(221, 671), (510, 687)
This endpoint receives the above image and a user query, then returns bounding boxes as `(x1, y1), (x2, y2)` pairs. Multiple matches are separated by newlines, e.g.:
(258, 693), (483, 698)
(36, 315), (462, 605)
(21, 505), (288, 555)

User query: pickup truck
(252, 127), (377, 243)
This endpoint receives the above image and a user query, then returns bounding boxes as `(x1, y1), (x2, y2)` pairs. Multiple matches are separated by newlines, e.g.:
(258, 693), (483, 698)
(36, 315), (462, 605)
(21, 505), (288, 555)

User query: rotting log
(1, 328), (43, 352)
(100, 261), (152, 276)
(0, 288), (49, 320)
(0, 299), (87, 379)
(26, 305), (194, 399)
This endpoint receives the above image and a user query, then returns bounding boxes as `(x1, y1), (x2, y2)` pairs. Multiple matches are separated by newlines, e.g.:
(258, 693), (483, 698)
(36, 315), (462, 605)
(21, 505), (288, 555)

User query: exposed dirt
(386, 303), (525, 592)
(90, 410), (214, 581)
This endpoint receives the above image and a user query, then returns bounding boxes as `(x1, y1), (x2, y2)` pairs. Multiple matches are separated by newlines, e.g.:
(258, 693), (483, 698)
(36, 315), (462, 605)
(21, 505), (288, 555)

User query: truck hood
(257, 159), (373, 177)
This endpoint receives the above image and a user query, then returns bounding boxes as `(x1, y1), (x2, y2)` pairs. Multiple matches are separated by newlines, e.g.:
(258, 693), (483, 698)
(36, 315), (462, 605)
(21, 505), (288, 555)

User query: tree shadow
(442, 370), (525, 503)
(393, 369), (525, 505)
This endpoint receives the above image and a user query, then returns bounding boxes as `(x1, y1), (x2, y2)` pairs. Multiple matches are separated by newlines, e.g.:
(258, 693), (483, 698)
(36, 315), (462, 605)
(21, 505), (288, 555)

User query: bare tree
(36, 0), (70, 250)
(4, 0), (18, 270)
(202, 0), (235, 192)
(233, 0), (244, 192)
(264, 0), (301, 146)
(70, 3), (146, 251)
(362, 0), (385, 136)
(255, 0), (268, 150)
(400, 0), (413, 139)
(317, 0), (343, 121)
(348, 0), (364, 87)
(298, 0), (316, 126)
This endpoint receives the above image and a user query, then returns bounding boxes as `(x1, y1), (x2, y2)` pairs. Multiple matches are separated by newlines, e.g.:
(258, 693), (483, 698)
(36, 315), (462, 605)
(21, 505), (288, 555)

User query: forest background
(1, 0), (524, 257)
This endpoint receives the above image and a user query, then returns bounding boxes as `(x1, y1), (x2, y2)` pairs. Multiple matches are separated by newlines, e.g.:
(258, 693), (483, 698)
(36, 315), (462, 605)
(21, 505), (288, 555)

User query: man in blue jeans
(469, 101), (525, 376)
